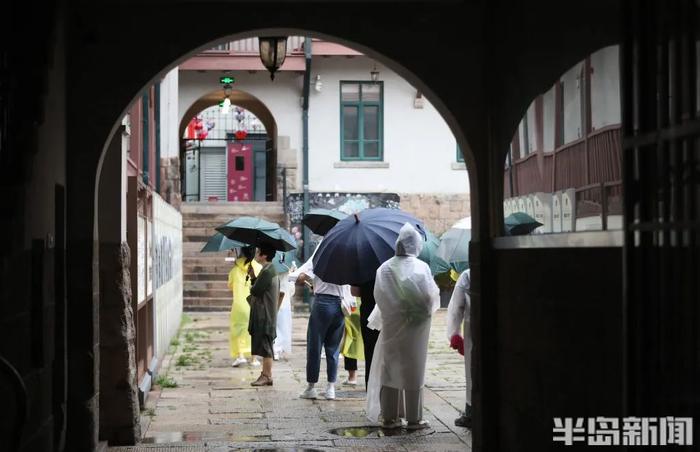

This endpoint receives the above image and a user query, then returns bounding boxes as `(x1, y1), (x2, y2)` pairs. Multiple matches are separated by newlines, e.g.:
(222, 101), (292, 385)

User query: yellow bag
(340, 297), (364, 360)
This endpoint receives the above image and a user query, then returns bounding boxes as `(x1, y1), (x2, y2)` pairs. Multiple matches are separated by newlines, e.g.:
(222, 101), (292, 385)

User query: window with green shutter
(340, 81), (383, 160)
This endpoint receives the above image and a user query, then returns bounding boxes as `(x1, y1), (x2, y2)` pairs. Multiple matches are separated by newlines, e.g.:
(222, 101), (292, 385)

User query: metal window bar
(622, 0), (700, 423)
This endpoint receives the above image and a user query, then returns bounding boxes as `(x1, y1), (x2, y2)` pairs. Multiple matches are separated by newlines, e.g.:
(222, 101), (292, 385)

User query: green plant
(155, 375), (178, 388)
(175, 353), (200, 367)
(170, 337), (180, 347)
(143, 408), (156, 417)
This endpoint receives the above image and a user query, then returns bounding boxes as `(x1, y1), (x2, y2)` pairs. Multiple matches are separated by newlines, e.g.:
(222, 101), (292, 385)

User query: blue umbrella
(216, 216), (297, 251)
(200, 232), (247, 253)
(312, 208), (427, 285)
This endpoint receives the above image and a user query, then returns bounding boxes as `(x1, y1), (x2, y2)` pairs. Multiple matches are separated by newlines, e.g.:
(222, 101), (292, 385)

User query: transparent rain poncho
(366, 223), (440, 423)
(447, 269), (472, 405)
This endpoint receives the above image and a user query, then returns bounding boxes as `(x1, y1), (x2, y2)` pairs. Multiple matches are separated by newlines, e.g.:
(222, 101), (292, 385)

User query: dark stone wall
(492, 247), (623, 451)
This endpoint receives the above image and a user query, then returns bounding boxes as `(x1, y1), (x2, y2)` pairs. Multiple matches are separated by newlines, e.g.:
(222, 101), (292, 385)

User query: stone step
(183, 273), (228, 281)
(183, 256), (234, 264)
(184, 280), (230, 290)
(184, 289), (231, 298)
(183, 264), (235, 274)
(183, 297), (231, 310)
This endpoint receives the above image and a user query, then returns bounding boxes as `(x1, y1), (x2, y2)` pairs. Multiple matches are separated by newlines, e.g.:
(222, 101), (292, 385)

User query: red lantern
(234, 130), (248, 140)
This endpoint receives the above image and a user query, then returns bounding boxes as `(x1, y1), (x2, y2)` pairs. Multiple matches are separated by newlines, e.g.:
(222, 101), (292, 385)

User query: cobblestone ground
(109, 309), (471, 451)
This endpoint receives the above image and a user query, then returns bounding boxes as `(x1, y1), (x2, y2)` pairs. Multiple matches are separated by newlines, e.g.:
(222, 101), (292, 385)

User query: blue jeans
(306, 294), (345, 384)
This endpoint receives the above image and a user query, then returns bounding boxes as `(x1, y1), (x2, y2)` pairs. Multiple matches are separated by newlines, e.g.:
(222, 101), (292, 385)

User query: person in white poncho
(366, 223), (440, 429)
(447, 269), (472, 429)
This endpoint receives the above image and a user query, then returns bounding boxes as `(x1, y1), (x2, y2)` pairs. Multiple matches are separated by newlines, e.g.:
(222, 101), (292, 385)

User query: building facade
(503, 45), (622, 233)
(178, 37), (471, 236)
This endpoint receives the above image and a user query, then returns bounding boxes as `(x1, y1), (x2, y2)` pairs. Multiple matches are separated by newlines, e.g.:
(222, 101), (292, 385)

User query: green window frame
(456, 144), (465, 162)
(340, 81), (384, 161)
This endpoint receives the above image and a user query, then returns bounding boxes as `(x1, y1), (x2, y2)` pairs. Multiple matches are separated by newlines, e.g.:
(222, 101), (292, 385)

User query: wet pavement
(108, 308), (470, 451)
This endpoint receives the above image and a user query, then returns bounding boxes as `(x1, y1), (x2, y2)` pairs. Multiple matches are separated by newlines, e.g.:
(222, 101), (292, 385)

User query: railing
(203, 36), (306, 56)
(575, 180), (624, 231)
(509, 126), (622, 196)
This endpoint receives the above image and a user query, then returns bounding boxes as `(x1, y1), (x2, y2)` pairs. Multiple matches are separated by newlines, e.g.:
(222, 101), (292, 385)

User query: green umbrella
(302, 208), (348, 236)
(504, 212), (543, 235)
(272, 249), (299, 273)
(417, 228), (440, 266)
(216, 216), (297, 251)
(430, 226), (471, 276)
(200, 232), (247, 253)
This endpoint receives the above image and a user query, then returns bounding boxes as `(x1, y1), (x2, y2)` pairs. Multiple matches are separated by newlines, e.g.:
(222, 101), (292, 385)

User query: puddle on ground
(329, 426), (409, 438)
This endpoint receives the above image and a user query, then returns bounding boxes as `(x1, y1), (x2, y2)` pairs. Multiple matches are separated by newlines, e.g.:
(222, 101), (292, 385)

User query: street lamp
(370, 63), (379, 83)
(258, 36), (288, 80)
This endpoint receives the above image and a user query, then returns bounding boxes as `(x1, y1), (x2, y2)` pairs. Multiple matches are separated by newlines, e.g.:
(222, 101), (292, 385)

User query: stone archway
(61, 4), (627, 451)
(178, 89), (284, 202)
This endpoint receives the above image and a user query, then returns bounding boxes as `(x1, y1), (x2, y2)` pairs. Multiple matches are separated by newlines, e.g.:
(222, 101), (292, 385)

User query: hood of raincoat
(395, 223), (423, 257)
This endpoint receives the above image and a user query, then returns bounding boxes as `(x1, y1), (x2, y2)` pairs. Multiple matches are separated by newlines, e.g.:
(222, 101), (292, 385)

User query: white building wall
(179, 69), (303, 152)
(160, 68), (180, 158)
(307, 57), (468, 194)
(179, 55), (470, 196)
(590, 45), (621, 130)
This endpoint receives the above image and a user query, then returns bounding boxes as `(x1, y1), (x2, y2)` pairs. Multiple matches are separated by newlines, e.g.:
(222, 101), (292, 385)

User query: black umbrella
(312, 208), (427, 285)
(216, 216), (297, 251)
(302, 208), (348, 236)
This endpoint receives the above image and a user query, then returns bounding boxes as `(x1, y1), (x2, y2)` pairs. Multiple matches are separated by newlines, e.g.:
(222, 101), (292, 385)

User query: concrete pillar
(97, 125), (140, 444)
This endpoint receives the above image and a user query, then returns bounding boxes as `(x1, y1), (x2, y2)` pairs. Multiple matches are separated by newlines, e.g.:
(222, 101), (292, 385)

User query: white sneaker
(406, 420), (431, 430)
(341, 378), (358, 386)
(249, 359), (261, 367)
(231, 357), (247, 367)
(325, 384), (336, 400)
(299, 386), (318, 399)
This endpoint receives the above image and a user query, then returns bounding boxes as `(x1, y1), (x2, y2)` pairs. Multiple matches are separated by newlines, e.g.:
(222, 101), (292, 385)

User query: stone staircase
(182, 201), (286, 311)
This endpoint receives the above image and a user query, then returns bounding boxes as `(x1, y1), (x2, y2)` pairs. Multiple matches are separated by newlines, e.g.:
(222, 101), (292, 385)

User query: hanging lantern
(258, 36), (288, 81)
(235, 130), (248, 140)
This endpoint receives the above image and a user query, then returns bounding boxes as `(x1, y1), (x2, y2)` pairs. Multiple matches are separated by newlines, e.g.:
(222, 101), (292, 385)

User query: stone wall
(159, 156), (182, 210)
(400, 193), (470, 235)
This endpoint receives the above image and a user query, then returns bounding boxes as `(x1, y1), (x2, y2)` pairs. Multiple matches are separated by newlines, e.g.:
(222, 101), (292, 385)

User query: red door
(227, 142), (253, 201)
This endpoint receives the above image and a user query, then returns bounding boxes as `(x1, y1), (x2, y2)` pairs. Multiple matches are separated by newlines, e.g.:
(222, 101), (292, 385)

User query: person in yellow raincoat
(227, 246), (262, 367)
(340, 296), (364, 386)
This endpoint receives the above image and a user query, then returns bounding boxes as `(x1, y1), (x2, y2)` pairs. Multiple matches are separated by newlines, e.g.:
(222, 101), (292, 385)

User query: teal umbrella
(216, 216), (297, 251)
(417, 228), (440, 266)
(430, 226), (471, 276)
(302, 208), (348, 236)
(504, 212), (542, 235)
(200, 232), (247, 253)
(272, 249), (299, 273)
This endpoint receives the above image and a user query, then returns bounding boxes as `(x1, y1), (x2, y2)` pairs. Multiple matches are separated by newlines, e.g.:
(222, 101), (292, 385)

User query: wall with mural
(153, 193), (183, 360)
(286, 192), (401, 260)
